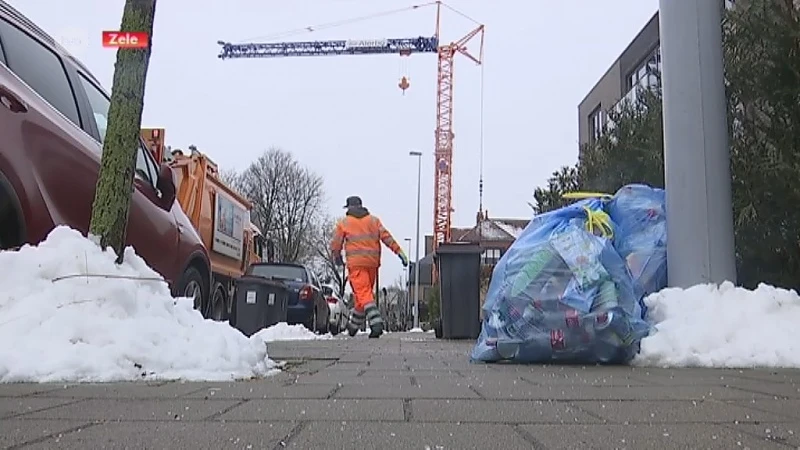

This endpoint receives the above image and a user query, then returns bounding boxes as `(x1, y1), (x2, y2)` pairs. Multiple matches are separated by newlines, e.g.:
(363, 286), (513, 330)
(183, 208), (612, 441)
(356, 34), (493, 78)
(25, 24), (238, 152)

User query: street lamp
(409, 150), (422, 329)
(404, 237), (412, 329)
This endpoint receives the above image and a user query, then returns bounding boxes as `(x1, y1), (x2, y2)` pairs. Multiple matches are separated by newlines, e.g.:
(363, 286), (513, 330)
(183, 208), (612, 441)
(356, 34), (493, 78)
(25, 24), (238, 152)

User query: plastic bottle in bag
(590, 279), (619, 311)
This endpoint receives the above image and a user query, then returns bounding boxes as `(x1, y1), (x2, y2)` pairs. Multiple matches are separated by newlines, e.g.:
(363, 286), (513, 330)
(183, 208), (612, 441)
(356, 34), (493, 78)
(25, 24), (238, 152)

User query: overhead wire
(234, 2), (438, 43)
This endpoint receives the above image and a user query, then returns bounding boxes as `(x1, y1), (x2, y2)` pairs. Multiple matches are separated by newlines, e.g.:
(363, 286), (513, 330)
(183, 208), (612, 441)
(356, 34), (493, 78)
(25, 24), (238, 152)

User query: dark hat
(343, 196), (363, 208)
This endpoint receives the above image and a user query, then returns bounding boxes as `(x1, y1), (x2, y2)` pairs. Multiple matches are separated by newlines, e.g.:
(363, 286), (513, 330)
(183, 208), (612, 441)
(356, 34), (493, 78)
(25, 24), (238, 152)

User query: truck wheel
(209, 283), (228, 322)
(178, 266), (207, 317)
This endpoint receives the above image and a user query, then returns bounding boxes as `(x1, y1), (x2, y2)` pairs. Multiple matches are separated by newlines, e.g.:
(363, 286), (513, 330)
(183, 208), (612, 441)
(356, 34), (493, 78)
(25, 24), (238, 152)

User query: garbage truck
(141, 128), (265, 321)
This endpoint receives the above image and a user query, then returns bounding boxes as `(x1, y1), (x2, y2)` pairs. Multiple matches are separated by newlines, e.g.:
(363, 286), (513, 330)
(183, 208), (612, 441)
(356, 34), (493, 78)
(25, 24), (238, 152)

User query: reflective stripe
(347, 248), (380, 256)
(348, 232), (380, 242)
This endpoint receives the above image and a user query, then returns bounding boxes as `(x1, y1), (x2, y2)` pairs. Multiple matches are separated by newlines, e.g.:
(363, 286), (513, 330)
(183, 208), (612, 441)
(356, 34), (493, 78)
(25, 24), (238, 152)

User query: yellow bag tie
(562, 191), (613, 200)
(582, 206), (613, 239)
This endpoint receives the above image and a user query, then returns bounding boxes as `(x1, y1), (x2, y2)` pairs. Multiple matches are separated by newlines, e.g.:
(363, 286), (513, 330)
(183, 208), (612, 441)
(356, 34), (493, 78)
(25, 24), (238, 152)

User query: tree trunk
(89, 0), (157, 263)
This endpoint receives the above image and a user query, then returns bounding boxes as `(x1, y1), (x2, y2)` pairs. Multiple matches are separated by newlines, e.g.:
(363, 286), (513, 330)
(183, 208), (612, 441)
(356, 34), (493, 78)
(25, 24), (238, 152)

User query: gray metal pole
(659, 0), (737, 288)
(414, 155), (422, 329)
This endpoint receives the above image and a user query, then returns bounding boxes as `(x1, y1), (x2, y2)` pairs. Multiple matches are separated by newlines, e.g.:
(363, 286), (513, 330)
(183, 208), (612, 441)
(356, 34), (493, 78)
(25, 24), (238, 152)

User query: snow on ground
(635, 281), (800, 368)
(254, 323), (331, 342)
(0, 226), (279, 383)
(408, 327), (424, 333)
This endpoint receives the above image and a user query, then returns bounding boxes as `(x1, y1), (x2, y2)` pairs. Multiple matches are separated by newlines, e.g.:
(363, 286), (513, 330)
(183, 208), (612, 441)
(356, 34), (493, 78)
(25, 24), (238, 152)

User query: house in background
(407, 211), (530, 320)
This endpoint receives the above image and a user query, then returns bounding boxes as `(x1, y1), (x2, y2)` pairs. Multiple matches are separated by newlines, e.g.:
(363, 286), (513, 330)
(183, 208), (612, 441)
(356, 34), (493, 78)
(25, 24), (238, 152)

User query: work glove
(335, 255), (344, 267)
(398, 252), (409, 267)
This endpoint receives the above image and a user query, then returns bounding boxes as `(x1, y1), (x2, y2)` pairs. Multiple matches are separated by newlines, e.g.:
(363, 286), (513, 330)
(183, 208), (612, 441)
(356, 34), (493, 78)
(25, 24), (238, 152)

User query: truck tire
(209, 283), (228, 322)
(178, 266), (207, 317)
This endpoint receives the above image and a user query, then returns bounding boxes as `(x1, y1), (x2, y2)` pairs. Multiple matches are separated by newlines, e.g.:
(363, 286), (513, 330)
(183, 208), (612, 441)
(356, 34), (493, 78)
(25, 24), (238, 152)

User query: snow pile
(0, 226), (278, 383)
(408, 327), (425, 333)
(253, 323), (330, 342)
(635, 282), (800, 368)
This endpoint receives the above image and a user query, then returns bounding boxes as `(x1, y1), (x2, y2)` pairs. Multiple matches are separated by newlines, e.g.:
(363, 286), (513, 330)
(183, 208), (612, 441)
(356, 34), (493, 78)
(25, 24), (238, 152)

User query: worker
(331, 196), (409, 338)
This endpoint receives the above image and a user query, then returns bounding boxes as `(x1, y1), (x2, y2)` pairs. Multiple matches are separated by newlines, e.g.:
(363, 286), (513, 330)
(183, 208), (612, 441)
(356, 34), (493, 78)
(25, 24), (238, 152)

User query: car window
(246, 264), (308, 282)
(77, 72), (157, 186)
(0, 18), (80, 126)
(77, 74), (109, 143)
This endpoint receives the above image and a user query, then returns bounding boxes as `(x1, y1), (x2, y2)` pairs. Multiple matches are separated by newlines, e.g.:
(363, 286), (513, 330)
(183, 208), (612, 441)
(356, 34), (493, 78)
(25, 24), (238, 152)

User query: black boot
(365, 303), (384, 339)
(347, 310), (365, 337)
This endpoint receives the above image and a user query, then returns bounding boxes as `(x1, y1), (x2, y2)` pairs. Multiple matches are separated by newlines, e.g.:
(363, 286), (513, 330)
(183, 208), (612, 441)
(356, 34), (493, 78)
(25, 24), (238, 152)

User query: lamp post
(409, 150), (422, 329)
(404, 237), (412, 329)
(659, 0), (736, 287)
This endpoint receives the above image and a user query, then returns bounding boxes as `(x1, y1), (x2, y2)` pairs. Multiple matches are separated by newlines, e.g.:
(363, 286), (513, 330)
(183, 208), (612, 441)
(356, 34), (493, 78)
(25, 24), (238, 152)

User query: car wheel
(316, 304), (330, 334)
(209, 283), (228, 321)
(178, 266), (207, 317)
(303, 307), (317, 332)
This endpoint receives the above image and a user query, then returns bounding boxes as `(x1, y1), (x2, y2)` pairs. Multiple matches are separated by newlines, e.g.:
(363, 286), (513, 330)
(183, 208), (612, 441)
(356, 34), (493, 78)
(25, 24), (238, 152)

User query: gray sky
(9, 0), (657, 285)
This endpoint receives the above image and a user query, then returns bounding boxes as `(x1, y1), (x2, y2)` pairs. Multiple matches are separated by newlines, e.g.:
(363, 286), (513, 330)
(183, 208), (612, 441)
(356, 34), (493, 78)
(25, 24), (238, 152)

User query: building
(577, 0), (738, 150)
(577, 12), (661, 150)
(407, 212), (530, 319)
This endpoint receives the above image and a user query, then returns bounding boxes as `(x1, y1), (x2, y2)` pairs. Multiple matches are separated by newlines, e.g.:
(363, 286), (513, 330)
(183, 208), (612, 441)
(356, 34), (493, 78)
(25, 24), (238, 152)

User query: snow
(254, 323), (331, 342)
(408, 327), (425, 333)
(494, 221), (525, 239)
(478, 221), (510, 240)
(635, 282), (800, 369)
(0, 226), (280, 383)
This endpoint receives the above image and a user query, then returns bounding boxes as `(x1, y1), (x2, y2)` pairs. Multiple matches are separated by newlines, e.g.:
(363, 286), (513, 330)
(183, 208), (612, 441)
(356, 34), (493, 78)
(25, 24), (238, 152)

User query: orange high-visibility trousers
(349, 267), (378, 312)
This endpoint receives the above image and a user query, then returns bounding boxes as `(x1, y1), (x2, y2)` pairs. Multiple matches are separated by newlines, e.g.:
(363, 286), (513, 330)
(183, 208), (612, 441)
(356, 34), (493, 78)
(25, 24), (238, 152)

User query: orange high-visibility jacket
(331, 209), (402, 268)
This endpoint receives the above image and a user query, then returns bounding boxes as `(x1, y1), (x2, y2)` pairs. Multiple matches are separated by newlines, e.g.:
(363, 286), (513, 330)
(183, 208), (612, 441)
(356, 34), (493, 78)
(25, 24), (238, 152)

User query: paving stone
(0, 397), (78, 419)
(472, 383), (772, 401)
(31, 381), (209, 399)
(0, 383), (67, 397)
(20, 398), (239, 421)
(727, 422), (800, 448)
(728, 398), (800, 420)
(728, 381), (800, 399)
(520, 423), (786, 449)
(25, 421), (296, 449)
(292, 371), (362, 384)
(334, 382), (479, 399)
(184, 382), (335, 399)
(216, 399), (404, 421)
(284, 421), (533, 449)
(573, 399), (792, 424)
(0, 419), (90, 448)
(411, 399), (598, 424)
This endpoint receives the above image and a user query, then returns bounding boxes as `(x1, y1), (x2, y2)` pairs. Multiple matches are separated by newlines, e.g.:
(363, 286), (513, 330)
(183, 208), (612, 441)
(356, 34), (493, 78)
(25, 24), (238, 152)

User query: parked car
(321, 284), (349, 336)
(0, 2), (212, 311)
(245, 262), (330, 334)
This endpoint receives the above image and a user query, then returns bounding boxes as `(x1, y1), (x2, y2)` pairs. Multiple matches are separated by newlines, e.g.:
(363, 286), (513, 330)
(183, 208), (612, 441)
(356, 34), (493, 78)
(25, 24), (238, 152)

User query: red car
(0, 1), (212, 313)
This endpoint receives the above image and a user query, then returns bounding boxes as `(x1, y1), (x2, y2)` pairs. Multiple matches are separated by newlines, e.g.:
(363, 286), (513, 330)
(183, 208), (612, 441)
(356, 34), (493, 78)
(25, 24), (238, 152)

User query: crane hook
(398, 76), (410, 94)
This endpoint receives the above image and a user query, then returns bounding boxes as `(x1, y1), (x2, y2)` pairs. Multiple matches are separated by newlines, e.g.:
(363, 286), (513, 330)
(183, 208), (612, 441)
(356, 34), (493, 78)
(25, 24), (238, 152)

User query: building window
(627, 46), (661, 91)
(481, 248), (501, 266)
(588, 105), (605, 144)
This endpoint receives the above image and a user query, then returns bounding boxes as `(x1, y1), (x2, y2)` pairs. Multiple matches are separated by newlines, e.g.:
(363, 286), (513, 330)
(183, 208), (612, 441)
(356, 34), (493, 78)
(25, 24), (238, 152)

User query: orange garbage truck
(141, 128), (264, 321)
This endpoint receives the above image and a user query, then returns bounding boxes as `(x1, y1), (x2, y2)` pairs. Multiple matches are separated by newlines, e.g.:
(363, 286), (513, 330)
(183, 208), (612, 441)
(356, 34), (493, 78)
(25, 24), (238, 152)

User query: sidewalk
(1, 332), (798, 449)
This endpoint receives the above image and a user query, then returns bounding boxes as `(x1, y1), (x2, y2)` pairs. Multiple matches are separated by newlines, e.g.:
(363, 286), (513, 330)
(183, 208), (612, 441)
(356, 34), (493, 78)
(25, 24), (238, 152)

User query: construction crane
(217, 1), (485, 265)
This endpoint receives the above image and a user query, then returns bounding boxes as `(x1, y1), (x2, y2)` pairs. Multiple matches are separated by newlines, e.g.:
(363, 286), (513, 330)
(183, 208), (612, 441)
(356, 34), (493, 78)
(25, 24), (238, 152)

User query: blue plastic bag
(471, 195), (653, 365)
(607, 184), (667, 299)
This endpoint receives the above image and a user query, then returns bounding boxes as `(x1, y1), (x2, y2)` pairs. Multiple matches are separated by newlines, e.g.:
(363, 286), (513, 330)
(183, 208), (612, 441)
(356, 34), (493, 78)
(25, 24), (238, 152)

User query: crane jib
(217, 37), (439, 59)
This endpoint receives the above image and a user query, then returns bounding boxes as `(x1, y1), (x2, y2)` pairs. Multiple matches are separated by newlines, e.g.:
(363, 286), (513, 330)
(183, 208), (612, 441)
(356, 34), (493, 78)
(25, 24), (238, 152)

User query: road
(1, 332), (799, 449)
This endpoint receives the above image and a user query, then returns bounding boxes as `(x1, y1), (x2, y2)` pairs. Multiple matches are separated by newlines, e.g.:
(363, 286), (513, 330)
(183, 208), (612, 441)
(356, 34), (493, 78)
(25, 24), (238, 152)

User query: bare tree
(309, 215), (347, 296)
(89, 0), (157, 261)
(238, 148), (325, 263)
(219, 168), (243, 195)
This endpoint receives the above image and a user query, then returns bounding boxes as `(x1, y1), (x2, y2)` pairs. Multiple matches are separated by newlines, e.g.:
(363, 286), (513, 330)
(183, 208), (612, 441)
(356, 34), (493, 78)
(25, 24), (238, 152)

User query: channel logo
(101, 31), (149, 49)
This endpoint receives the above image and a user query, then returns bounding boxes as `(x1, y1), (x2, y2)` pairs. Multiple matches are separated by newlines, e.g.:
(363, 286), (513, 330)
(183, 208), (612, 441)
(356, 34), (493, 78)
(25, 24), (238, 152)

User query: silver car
(321, 284), (349, 335)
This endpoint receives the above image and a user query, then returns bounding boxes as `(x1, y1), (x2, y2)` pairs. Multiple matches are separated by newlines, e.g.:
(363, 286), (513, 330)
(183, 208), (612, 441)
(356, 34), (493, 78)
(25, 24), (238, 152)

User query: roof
(455, 218), (530, 243)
